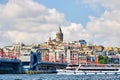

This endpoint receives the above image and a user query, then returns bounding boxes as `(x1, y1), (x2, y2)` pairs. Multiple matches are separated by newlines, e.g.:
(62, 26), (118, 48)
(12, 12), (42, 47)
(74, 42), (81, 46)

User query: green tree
(98, 55), (109, 64)
(104, 56), (109, 64)
(99, 60), (105, 64)
(98, 55), (104, 61)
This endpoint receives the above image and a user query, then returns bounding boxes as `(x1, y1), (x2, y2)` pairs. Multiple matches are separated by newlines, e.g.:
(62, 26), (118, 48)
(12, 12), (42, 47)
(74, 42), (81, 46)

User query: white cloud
(83, 0), (120, 10)
(0, 0), (120, 47)
(83, 0), (120, 47)
(0, 0), (67, 46)
(63, 23), (91, 41)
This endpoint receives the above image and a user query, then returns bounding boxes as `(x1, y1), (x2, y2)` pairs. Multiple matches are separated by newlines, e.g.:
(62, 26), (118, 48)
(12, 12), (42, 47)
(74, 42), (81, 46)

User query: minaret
(56, 26), (63, 43)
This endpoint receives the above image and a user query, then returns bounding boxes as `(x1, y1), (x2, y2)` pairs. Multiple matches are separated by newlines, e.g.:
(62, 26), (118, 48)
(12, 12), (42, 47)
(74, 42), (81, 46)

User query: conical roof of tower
(59, 26), (62, 33)
(56, 26), (63, 34)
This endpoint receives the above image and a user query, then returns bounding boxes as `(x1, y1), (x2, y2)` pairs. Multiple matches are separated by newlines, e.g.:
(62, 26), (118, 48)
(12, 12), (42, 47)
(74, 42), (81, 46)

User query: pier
(30, 49), (67, 71)
(0, 58), (21, 74)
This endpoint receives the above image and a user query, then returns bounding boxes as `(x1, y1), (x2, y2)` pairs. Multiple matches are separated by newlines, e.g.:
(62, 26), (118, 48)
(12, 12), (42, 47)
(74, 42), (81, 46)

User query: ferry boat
(57, 64), (120, 75)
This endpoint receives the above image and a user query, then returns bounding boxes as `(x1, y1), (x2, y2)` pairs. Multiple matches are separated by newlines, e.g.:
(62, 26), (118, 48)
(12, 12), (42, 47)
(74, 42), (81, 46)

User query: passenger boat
(57, 64), (120, 75)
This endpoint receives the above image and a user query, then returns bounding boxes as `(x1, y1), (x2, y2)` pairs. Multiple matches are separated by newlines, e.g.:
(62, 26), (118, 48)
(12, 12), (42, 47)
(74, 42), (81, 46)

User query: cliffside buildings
(0, 27), (120, 66)
(39, 27), (120, 65)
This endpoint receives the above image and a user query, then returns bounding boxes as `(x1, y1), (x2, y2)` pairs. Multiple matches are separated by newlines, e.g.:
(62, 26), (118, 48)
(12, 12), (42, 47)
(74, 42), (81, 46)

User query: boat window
(78, 69), (119, 71)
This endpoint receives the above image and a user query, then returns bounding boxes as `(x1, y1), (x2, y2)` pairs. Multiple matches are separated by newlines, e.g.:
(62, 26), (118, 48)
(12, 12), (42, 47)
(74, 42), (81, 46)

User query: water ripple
(0, 74), (120, 80)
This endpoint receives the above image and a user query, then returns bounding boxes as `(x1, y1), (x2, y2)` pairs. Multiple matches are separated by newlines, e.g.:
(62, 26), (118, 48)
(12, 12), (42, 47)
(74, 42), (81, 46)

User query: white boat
(57, 64), (120, 75)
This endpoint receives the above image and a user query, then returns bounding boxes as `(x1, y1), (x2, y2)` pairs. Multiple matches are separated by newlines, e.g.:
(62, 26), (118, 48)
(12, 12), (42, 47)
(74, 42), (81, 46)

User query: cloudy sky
(0, 0), (120, 47)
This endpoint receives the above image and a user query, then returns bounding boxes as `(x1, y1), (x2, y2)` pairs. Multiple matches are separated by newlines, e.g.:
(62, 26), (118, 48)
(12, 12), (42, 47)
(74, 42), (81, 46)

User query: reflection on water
(0, 74), (120, 80)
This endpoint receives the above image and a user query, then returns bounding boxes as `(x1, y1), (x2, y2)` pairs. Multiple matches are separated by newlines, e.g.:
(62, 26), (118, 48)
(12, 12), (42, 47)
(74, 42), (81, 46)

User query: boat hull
(57, 70), (120, 75)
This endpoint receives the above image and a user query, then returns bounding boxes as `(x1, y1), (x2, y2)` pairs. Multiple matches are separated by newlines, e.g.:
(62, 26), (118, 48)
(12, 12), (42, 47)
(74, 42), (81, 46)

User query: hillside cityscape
(0, 0), (120, 79)
(0, 27), (120, 65)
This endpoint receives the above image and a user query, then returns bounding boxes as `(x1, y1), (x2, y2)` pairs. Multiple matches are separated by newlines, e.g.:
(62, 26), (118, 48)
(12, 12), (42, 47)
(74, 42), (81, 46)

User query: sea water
(0, 74), (120, 80)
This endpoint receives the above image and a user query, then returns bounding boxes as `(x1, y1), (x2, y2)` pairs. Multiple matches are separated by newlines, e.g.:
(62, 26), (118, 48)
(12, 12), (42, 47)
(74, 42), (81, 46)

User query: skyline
(0, 0), (120, 47)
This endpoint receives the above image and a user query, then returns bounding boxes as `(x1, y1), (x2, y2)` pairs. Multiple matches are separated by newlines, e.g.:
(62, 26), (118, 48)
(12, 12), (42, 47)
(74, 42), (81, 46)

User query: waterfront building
(47, 37), (52, 45)
(66, 47), (88, 65)
(105, 50), (117, 56)
(87, 55), (95, 63)
(66, 48), (71, 64)
(49, 51), (56, 62)
(4, 43), (33, 51)
(1, 25), (120, 72)
(79, 40), (87, 46)
(93, 50), (103, 56)
(30, 48), (67, 71)
(0, 48), (3, 57)
(87, 45), (104, 51)
(78, 52), (87, 64)
(105, 47), (114, 51)
(19, 49), (31, 71)
(4, 46), (13, 51)
(40, 49), (49, 62)
(108, 55), (120, 64)
(48, 46), (66, 63)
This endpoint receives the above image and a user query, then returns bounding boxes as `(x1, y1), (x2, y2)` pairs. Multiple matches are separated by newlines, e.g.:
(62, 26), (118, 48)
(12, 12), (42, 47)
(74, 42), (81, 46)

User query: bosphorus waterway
(0, 74), (120, 80)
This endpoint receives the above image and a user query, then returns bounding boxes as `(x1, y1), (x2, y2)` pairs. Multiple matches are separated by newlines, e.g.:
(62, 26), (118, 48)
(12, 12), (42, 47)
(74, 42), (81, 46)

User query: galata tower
(56, 27), (63, 42)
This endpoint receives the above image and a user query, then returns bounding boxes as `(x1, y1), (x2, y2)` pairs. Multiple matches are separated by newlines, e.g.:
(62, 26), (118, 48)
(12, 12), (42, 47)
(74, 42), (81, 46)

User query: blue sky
(34, 0), (104, 26)
(0, 0), (105, 26)
(0, 0), (7, 4)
